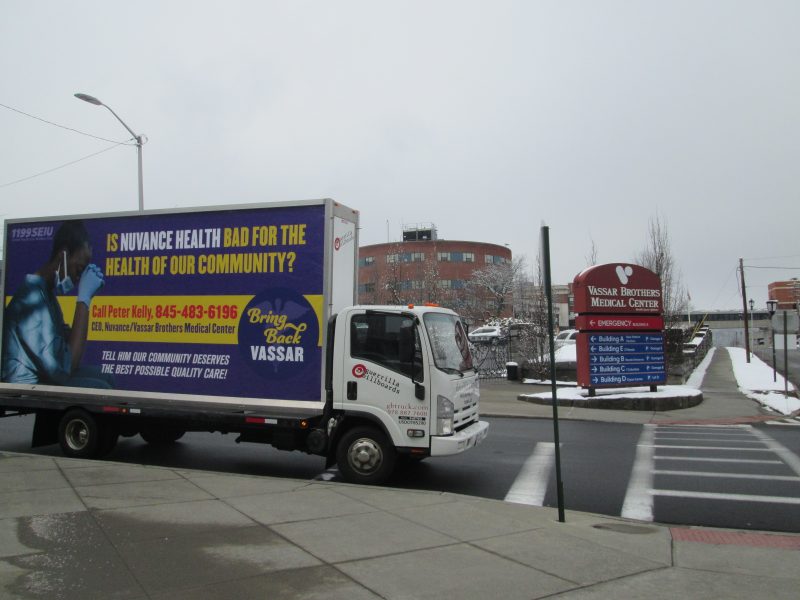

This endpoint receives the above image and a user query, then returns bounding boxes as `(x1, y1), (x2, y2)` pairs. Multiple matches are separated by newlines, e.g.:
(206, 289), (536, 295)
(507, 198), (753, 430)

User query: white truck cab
(330, 304), (489, 483)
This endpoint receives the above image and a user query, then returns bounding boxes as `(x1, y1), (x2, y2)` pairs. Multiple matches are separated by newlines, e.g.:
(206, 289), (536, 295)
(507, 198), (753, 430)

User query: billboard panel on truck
(2, 203), (328, 402)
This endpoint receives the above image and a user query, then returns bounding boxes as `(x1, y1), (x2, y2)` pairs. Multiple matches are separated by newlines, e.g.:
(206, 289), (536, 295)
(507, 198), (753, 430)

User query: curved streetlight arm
(101, 104), (140, 142)
(75, 93), (139, 141)
(74, 92), (144, 211)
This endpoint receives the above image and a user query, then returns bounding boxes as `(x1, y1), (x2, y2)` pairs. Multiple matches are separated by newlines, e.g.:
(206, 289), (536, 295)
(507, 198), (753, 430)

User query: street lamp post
(75, 93), (144, 211)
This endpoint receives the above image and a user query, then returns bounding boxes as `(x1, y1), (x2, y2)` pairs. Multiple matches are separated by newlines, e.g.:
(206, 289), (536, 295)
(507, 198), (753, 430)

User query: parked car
(468, 326), (507, 344)
(554, 329), (578, 348)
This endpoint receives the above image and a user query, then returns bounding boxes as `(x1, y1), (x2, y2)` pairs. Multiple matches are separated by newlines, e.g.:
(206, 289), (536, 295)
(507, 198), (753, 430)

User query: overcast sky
(2, 1), (798, 311)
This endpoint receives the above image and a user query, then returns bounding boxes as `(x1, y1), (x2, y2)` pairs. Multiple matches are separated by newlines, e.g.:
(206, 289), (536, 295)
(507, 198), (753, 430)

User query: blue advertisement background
(2, 204), (326, 401)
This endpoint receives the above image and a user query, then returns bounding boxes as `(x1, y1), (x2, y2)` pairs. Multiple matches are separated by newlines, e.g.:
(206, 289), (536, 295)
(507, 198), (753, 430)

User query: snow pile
(685, 346), (716, 388)
(726, 347), (799, 416)
(520, 384), (701, 403)
(518, 342), (798, 414)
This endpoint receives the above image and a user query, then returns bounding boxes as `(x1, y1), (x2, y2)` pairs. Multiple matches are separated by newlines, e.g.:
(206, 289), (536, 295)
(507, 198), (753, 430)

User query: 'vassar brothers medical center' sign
(573, 263), (666, 390)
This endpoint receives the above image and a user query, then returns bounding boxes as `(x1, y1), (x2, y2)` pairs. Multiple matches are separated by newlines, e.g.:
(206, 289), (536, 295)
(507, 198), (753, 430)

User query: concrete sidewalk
(0, 349), (798, 599)
(1, 452), (799, 599)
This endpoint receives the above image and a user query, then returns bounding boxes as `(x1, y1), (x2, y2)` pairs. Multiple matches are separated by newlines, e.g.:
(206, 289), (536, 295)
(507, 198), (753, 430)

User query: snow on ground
(520, 384), (701, 403)
(727, 347), (799, 416)
(685, 346), (716, 388)
(522, 342), (705, 401)
(519, 344), (800, 414)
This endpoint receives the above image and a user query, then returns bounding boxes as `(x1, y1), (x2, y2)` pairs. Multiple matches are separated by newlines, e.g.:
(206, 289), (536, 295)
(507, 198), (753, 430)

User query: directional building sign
(573, 263), (666, 390)
(578, 333), (666, 386)
(575, 315), (664, 331)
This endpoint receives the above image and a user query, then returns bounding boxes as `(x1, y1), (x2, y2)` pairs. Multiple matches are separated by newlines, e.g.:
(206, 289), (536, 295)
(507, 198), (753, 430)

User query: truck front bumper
(430, 420), (489, 456)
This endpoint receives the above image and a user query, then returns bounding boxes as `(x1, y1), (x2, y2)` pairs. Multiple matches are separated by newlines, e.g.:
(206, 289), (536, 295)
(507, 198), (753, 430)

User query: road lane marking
(654, 470), (800, 482)
(653, 489), (800, 504)
(748, 426), (800, 476)
(656, 425), (750, 429)
(655, 456), (781, 464)
(654, 437), (765, 444)
(655, 431), (753, 437)
(646, 445), (771, 451)
(504, 442), (555, 506)
(621, 424), (656, 521)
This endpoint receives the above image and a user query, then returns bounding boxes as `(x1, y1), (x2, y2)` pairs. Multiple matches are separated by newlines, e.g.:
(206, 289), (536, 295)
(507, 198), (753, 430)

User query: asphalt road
(1, 414), (798, 532)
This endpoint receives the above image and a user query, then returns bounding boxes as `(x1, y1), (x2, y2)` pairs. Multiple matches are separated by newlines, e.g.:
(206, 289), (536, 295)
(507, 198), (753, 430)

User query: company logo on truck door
(238, 287), (321, 381)
(351, 364), (400, 394)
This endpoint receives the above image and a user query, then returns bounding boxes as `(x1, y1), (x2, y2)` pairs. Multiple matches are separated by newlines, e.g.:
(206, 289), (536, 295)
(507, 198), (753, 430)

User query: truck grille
(454, 398), (479, 431)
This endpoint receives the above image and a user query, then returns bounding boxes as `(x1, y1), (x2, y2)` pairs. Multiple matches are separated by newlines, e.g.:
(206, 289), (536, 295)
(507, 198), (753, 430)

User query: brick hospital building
(358, 225), (512, 320)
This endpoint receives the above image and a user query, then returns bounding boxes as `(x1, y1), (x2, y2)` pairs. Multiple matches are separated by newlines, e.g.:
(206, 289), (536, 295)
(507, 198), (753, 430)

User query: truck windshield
(423, 313), (474, 375)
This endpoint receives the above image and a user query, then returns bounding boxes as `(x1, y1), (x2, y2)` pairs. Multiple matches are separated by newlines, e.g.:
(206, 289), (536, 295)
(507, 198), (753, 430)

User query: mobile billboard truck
(0, 199), (487, 484)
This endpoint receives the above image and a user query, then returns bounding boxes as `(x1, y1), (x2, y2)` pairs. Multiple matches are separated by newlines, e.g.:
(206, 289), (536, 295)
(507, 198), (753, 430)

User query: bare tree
(633, 214), (690, 377)
(516, 255), (553, 379)
(420, 241), (442, 305)
(633, 213), (688, 329)
(585, 237), (599, 267)
(467, 255), (527, 320)
(377, 242), (408, 305)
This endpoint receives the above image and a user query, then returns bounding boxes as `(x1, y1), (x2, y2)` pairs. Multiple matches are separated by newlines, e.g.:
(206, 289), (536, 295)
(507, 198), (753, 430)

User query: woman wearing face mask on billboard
(1, 220), (111, 388)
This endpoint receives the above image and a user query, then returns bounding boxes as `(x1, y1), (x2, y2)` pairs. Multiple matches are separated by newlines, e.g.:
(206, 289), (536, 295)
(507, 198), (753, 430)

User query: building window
(359, 256), (375, 267)
(399, 280), (425, 291)
(440, 279), (466, 289)
(387, 252), (423, 264)
(438, 252), (474, 263)
(358, 283), (375, 293)
(484, 255), (506, 265)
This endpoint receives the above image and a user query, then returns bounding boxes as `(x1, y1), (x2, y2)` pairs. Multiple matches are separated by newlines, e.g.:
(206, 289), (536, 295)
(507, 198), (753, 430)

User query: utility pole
(739, 258), (751, 363)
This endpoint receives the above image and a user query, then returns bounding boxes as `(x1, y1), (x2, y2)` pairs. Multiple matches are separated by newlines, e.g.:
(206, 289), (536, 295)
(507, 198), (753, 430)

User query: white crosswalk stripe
(764, 418), (800, 426)
(504, 442), (557, 506)
(622, 424), (800, 522)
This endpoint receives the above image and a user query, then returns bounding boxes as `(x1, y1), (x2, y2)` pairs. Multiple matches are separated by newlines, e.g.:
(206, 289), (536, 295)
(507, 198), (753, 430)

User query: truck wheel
(58, 409), (102, 459)
(140, 426), (186, 445)
(336, 426), (396, 485)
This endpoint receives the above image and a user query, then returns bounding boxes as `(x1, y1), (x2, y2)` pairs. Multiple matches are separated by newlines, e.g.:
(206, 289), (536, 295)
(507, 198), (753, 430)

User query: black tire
(58, 408), (102, 459)
(140, 426), (186, 445)
(336, 426), (396, 485)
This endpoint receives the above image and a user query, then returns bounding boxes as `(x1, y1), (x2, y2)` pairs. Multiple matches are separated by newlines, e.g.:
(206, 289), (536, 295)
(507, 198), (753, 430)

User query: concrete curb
(517, 392), (704, 411)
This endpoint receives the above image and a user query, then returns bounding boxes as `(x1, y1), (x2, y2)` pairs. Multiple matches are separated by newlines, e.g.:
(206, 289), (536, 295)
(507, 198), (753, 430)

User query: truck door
(341, 310), (429, 448)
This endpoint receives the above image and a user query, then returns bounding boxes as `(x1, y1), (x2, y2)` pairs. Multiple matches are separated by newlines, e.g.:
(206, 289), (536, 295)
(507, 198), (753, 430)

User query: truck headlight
(436, 395), (454, 436)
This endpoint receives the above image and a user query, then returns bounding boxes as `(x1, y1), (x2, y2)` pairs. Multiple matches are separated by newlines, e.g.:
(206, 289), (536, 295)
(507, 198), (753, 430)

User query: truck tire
(336, 426), (396, 485)
(58, 408), (104, 459)
(140, 426), (186, 445)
